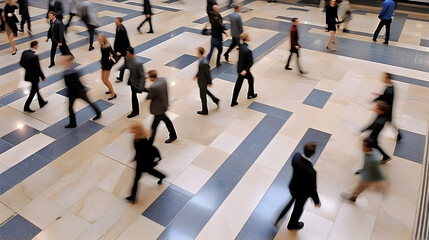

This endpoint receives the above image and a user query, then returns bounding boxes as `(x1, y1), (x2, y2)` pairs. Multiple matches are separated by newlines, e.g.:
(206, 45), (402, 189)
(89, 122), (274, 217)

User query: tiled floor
(0, 0), (428, 239)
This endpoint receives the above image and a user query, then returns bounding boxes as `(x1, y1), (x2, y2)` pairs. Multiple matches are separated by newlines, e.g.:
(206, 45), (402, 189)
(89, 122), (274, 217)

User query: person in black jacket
(18, 0), (31, 34)
(20, 41), (48, 112)
(114, 17), (131, 81)
(126, 122), (166, 203)
(206, 5), (227, 67)
(62, 55), (101, 128)
(47, 0), (63, 22)
(202, 0), (217, 34)
(325, 0), (338, 52)
(195, 47), (219, 115)
(231, 33), (257, 107)
(46, 11), (73, 68)
(137, 0), (153, 34)
(275, 142), (321, 230)
(2, 0), (19, 55)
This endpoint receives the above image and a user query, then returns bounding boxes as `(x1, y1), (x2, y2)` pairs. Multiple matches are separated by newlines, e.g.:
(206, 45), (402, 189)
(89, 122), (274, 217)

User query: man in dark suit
(118, 47), (147, 118)
(147, 70), (177, 144)
(114, 17), (131, 82)
(62, 55), (101, 128)
(20, 41), (48, 113)
(206, 5), (227, 67)
(285, 18), (306, 75)
(137, 0), (153, 34)
(47, 0), (63, 22)
(231, 33), (257, 107)
(373, 72), (401, 141)
(18, 0), (31, 34)
(46, 11), (73, 68)
(275, 142), (321, 230)
(224, 5), (243, 62)
(195, 47), (219, 115)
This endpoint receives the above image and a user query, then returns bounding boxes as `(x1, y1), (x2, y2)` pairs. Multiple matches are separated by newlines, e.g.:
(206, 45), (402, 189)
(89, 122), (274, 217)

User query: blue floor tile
(286, 7), (309, 12)
(275, 16), (294, 21)
(237, 128), (331, 240)
(165, 54), (199, 70)
(0, 214), (41, 240)
(0, 139), (13, 155)
(210, 62), (235, 79)
(163, 0), (180, 3)
(158, 114), (288, 239)
(244, 17), (292, 32)
(42, 99), (112, 139)
(223, 39), (232, 47)
(394, 129), (425, 164)
(216, 73), (237, 83)
(248, 102), (293, 120)
(390, 13), (407, 42)
(253, 32), (288, 60)
(1, 125), (40, 146)
(142, 185), (193, 227)
(419, 39), (429, 48)
(303, 89), (332, 109)
(136, 56), (152, 64)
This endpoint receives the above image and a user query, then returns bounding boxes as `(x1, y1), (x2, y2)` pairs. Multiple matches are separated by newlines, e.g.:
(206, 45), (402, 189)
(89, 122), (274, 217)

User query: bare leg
(8, 33), (16, 52)
(102, 70), (115, 97)
(327, 31), (336, 51)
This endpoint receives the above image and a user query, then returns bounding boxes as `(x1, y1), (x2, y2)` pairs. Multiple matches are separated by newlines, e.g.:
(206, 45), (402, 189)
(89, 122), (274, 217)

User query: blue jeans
(207, 37), (223, 65)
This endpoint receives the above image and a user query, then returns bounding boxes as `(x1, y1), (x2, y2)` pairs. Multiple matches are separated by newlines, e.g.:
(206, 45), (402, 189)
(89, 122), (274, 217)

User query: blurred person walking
(18, 0), (31, 35)
(46, 10), (73, 68)
(2, 0), (19, 55)
(325, 0), (338, 52)
(285, 18), (306, 75)
(137, 0), (153, 34)
(224, 5), (243, 62)
(98, 34), (117, 100)
(114, 17), (131, 82)
(195, 47), (219, 115)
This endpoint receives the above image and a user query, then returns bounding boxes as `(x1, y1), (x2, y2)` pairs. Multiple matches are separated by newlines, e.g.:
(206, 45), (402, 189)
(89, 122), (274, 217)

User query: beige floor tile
(33, 212), (91, 240)
(18, 197), (67, 229)
(117, 216), (165, 240)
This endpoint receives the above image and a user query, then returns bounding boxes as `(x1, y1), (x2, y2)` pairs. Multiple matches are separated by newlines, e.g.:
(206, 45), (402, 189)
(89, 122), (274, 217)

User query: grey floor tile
(1, 125), (40, 146)
(248, 102), (293, 120)
(286, 7), (309, 12)
(391, 74), (429, 88)
(0, 214), (41, 240)
(165, 54), (199, 70)
(0, 139), (13, 155)
(303, 89), (332, 109)
(216, 73), (237, 83)
(419, 39), (429, 47)
(394, 129), (425, 164)
(244, 17), (292, 32)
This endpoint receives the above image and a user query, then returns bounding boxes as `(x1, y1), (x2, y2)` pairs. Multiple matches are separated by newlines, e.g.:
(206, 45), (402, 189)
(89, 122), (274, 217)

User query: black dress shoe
(165, 137), (177, 144)
(355, 169), (363, 175)
(108, 94), (117, 100)
(397, 131), (402, 142)
(216, 63), (222, 67)
(287, 222), (304, 230)
(157, 178), (164, 185)
(372, 38), (377, 43)
(88, 46), (94, 51)
(48, 64), (55, 68)
(93, 114), (101, 120)
(18, 29), (24, 32)
(285, 66), (292, 70)
(65, 124), (77, 128)
(127, 113), (138, 118)
(116, 77), (123, 82)
(24, 108), (35, 113)
(247, 93), (258, 99)
(214, 99), (220, 108)
(231, 102), (238, 107)
(147, 31), (154, 34)
(125, 196), (136, 203)
(137, 27), (142, 34)
(40, 101), (48, 108)
(197, 111), (208, 115)
(224, 53), (229, 62)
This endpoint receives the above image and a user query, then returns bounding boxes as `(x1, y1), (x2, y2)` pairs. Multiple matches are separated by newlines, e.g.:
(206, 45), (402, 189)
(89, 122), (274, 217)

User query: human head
(125, 47), (134, 58)
(148, 70), (157, 82)
(234, 4), (240, 12)
(98, 34), (108, 45)
(292, 18), (300, 26)
(197, 47), (205, 58)
(115, 17), (123, 27)
(330, 0), (336, 6)
(240, 33), (250, 43)
(213, 5), (220, 13)
(383, 72), (392, 85)
(375, 101), (390, 115)
(30, 40), (39, 50)
(129, 122), (149, 139)
(303, 142), (317, 158)
(48, 11), (56, 20)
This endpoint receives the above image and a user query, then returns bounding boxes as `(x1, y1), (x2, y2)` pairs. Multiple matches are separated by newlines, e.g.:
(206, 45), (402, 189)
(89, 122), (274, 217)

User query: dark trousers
(286, 50), (301, 71)
(200, 87), (218, 113)
(149, 113), (177, 144)
(50, 41), (72, 65)
(64, 12), (76, 31)
(276, 196), (308, 227)
(20, 11), (31, 31)
(138, 16), (153, 32)
(373, 140), (390, 160)
(24, 82), (46, 110)
(130, 84), (139, 115)
(207, 37), (223, 65)
(225, 37), (240, 56)
(85, 23), (96, 47)
(373, 19), (392, 44)
(130, 167), (166, 199)
(68, 93), (101, 126)
(232, 71), (254, 103)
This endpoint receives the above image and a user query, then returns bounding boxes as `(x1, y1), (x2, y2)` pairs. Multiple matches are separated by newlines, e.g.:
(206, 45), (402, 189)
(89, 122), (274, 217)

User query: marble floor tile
(117, 216), (165, 240)
(18, 196), (67, 229)
(33, 212), (90, 240)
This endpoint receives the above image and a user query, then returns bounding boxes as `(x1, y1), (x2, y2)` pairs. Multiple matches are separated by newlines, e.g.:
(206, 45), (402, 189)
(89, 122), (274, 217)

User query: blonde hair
(6, 0), (16, 5)
(98, 34), (111, 48)
(240, 33), (249, 41)
(129, 122), (149, 139)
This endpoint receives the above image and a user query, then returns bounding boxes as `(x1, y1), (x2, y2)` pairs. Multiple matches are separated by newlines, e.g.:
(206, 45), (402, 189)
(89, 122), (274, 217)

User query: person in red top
(285, 18), (306, 75)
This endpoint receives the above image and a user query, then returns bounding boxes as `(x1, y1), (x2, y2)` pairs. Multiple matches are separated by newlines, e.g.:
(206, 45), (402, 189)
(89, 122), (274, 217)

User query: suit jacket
(114, 24), (130, 55)
(143, 0), (152, 15)
(374, 85), (394, 121)
(78, 1), (99, 27)
(237, 43), (253, 73)
(119, 57), (146, 93)
(47, 0), (63, 20)
(147, 77), (169, 115)
(19, 49), (45, 83)
(47, 18), (66, 43)
(18, 0), (28, 15)
(196, 58), (212, 89)
(206, 0), (217, 13)
(288, 153), (320, 204)
(362, 114), (388, 142)
(229, 11), (243, 38)
(209, 12), (225, 40)
(134, 138), (159, 171)
(64, 66), (85, 98)
(290, 25), (299, 51)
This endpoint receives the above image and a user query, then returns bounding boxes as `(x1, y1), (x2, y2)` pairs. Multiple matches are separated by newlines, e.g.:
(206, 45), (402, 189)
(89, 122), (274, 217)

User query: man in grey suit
(118, 47), (147, 118)
(195, 47), (219, 115)
(224, 5), (243, 62)
(147, 70), (177, 144)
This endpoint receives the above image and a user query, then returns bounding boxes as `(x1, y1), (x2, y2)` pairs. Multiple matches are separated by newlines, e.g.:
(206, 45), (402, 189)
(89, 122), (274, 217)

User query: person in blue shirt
(372, 0), (396, 45)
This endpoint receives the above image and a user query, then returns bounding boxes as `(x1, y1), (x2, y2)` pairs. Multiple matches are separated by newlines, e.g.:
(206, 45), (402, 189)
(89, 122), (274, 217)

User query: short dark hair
(234, 4), (240, 10)
(198, 47), (205, 55)
(148, 70), (157, 78)
(126, 47), (134, 55)
(116, 17), (123, 23)
(30, 40), (38, 48)
(292, 17), (298, 23)
(303, 142), (317, 157)
(48, 11), (56, 16)
(385, 72), (392, 79)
